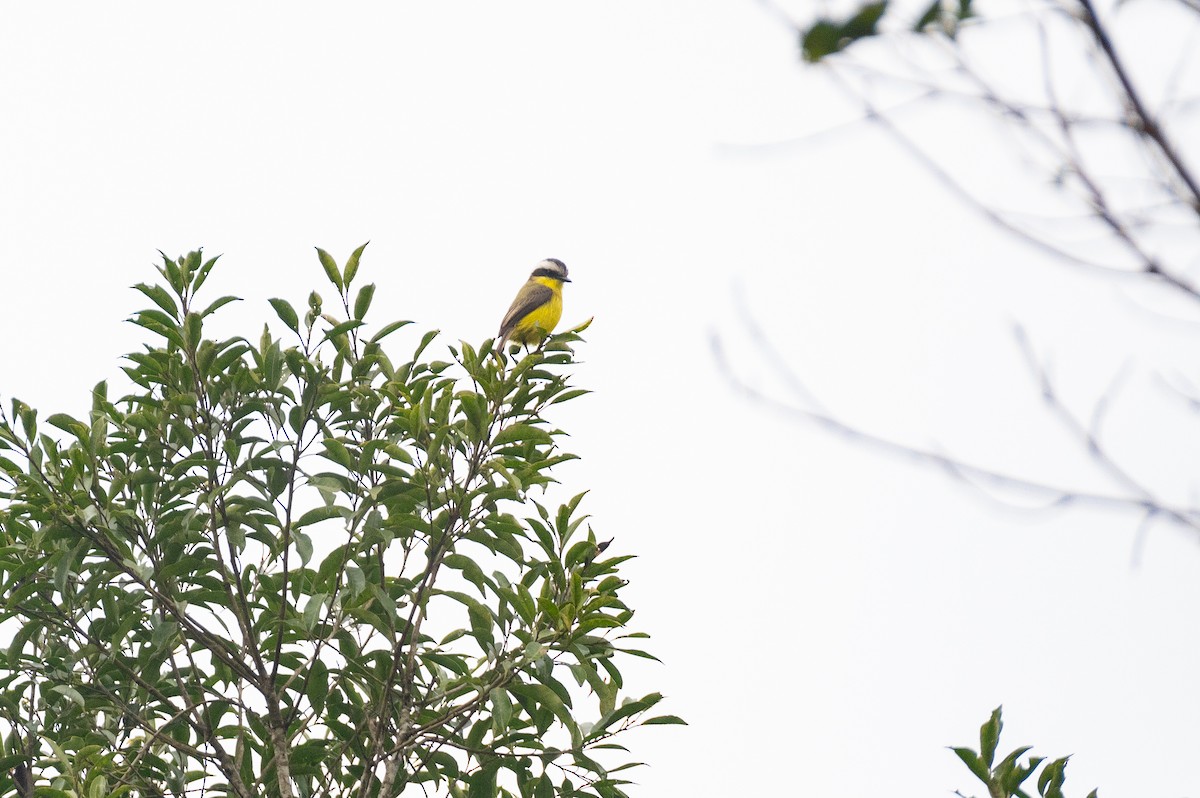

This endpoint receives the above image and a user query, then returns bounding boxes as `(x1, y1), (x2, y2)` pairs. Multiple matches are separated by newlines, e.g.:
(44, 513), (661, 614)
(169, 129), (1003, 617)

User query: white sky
(4, 2), (1200, 796)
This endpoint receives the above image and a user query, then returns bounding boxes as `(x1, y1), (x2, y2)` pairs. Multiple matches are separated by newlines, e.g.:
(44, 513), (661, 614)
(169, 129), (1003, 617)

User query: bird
(496, 258), (571, 350)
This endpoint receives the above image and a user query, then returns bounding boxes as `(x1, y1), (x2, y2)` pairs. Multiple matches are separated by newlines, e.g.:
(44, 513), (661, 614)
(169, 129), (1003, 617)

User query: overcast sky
(3, 3), (1200, 796)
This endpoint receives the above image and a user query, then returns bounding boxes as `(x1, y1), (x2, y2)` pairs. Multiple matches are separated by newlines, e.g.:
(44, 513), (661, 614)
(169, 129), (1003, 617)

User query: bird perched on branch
(497, 258), (570, 350)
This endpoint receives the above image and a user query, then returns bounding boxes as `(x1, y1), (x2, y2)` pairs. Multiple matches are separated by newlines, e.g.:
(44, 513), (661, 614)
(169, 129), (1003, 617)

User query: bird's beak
(561, 277), (572, 283)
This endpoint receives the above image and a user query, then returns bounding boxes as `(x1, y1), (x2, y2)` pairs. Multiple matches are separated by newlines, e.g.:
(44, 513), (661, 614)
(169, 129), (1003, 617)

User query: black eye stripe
(531, 268), (566, 280)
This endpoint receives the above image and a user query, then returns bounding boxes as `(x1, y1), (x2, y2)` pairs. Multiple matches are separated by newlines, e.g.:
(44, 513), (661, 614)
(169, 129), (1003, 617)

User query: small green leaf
(353, 283), (376, 321)
(320, 320), (365, 344)
(183, 311), (203, 352)
(295, 505), (351, 529)
(133, 282), (179, 319)
(344, 241), (368, 286)
(950, 746), (991, 784)
(510, 683), (578, 738)
(490, 688), (513, 733)
(1038, 757), (1070, 798)
(642, 715), (687, 726)
(801, 1), (888, 62)
(981, 706), (1003, 767)
(294, 531), (313, 564)
(200, 295), (241, 318)
(802, 21), (842, 62)
(46, 413), (86, 438)
(843, 1), (887, 38)
(51, 684), (85, 707)
(307, 658), (329, 715)
(195, 254), (220, 292)
(494, 424), (553, 446)
(346, 564), (366, 596)
(322, 438), (353, 469)
(316, 247), (343, 291)
(369, 319), (413, 343)
(269, 298), (300, 333)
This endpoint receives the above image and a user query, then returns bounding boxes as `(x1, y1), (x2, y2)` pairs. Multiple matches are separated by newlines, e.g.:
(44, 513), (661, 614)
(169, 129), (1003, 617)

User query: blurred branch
(821, 64), (1133, 272)
(713, 302), (1200, 531)
(1010, 324), (1199, 531)
(1078, 0), (1200, 218)
(727, 0), (1200, 547)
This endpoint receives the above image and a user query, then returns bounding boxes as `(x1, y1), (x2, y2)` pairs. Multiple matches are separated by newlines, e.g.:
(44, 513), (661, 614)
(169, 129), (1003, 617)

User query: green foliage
(801, 2), (888, 63)
(0, 248), (676, 797)
(951, 707), (1098, 798)
(913, 0), (975, 35)
(799, 0), (977, 62)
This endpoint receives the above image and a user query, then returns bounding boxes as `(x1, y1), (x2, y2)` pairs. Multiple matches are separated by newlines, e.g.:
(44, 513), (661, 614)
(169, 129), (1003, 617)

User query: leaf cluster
(800, 0), (976, 62)
(951, 707), (1097, 798)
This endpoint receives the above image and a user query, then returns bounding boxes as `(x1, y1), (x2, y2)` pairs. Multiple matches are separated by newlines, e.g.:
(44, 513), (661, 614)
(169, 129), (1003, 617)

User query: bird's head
(531, 258), (570, 283)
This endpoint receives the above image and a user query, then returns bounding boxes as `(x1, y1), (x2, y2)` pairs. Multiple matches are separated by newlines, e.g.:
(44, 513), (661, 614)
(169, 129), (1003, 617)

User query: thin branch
(823, 64), (1141, 279)
(712, 331), (1197, 524)
(1011, 325), (1200, 532)
(1078, 0), (1200, 216)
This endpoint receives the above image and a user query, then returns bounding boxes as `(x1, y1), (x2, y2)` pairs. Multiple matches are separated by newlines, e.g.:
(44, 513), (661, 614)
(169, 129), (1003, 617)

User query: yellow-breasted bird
(497, 258), (570, 349)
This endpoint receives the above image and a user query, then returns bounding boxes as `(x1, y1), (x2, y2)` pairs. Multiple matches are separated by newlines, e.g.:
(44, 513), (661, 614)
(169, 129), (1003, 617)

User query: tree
(0, 249), (678, 797)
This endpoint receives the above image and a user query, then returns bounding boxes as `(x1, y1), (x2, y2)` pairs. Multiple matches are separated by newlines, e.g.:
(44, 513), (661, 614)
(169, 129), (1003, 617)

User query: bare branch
(1078, 0), (1200, 217)
(712, 329), (1200, 529)
(822, 64), (1146, 280)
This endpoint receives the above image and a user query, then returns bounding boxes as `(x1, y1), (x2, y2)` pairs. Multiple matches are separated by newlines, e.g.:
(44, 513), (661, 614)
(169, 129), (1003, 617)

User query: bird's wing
(498, 283), (554, 340)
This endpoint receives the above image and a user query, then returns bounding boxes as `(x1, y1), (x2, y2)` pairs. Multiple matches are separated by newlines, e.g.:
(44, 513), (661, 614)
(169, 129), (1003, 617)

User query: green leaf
(344, 241), (368, 286)
(294, 530), (313, 565)
(46, 413), (87, 438)
(201, 295), (241, 318)
(641, 715), (686, 726)
(195, 253), (220, 292)
(320, 319), (365, 344)
(133, 282), (179, 319)
(469, 602), (494, 649)
(269, 298), (300, 333)
(801, 21), (842, 62)
(51, 684), (85, 707)
(467, 764), (497, 798)
(490, 687), (513, 733)
(294, 505), (351, 529)
(353, 283), (376, 321)
(302, 592), (326, 632)
(316, 247), (343, 291)
(951, 746), (991, 784)
(844, 1), (887, 38)
(510, 683), (579, 744)
(1038, 757), (1070, 798)
(494, 424), (553, 446)
(981, 706), (1003, 767)
(307, 659), (329, 715)
(322, 437), (353, 469)
(346, 564), (366, 596)
(801, 1), (888, 62)
(183, 311), (203, 352)
(369, 319), (413, 343)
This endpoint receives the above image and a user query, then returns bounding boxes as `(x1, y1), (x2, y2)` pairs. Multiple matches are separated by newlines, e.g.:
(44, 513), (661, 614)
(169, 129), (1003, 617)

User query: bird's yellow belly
(511, 293), (563, 344)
